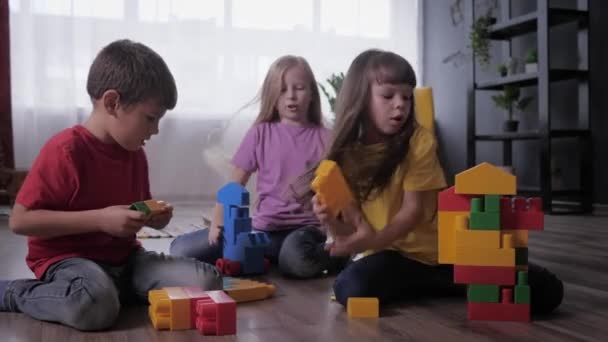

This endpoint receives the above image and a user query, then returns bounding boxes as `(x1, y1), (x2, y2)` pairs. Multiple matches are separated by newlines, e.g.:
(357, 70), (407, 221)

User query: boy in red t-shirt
(0, 39), (221, 331)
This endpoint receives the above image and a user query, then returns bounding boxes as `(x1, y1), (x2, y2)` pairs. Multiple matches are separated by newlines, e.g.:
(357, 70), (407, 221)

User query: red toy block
(439, 186), (476, 211)
(453, 265), (516, 285)
(467, 302), (530, 322)
(195, 290), (236, 336)
(182, 287), (210, 328)
(500, 197), (544, 230)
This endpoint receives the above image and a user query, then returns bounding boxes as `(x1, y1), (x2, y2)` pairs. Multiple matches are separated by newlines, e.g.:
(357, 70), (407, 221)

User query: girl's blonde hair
(254, 55), (323, 126)
(294, 49), (418, 204)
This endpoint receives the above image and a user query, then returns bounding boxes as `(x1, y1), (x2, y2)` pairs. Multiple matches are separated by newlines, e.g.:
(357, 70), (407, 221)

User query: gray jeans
(2, 248), (221, 331)
(170, 225), (348, 279)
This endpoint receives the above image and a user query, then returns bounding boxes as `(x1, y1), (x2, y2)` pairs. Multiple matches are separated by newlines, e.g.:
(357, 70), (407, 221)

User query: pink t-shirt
(232, 122), (330, 231)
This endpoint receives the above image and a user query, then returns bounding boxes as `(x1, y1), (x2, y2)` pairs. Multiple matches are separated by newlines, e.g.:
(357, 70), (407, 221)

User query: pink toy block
(195, 290), (237, 336)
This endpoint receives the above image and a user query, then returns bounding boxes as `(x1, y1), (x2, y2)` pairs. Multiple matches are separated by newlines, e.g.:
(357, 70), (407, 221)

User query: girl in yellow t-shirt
(305, 49), (562, 315)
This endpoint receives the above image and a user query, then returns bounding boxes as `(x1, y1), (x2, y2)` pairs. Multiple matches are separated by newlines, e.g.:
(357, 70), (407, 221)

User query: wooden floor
(0, 203), (607, 342)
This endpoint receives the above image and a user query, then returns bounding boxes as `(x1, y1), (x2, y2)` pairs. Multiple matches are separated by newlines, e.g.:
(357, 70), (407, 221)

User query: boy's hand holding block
(311, 160), (355, 218)
(130, 199), (170, 217)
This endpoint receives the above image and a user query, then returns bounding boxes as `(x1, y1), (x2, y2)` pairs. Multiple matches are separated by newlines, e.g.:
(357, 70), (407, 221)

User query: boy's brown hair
(86, 39), (177, 109)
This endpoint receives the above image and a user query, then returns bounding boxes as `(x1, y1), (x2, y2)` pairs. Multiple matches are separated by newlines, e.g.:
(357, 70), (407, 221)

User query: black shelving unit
(466, 0), (592, 214)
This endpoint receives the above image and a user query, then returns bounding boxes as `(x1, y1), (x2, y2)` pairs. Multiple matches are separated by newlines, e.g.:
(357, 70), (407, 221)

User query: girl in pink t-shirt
(170, 55), (347, 278)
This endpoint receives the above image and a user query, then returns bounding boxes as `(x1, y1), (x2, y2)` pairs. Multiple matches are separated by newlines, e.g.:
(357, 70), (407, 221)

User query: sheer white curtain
(9, 0), (421, 199)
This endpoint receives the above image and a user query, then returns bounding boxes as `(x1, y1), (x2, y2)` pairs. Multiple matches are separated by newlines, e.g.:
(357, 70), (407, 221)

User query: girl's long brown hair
(254, 55), (323, 125)
(293, 49), (418, 205)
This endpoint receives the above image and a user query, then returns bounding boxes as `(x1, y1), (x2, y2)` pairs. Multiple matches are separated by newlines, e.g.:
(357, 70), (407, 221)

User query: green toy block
(470, 212), (500, 230)
(516, 248), (528, 266)
(484, 195), (500, 212)
(129, 201), (151, 215)
(515, 272), (531, 304)
(468, 284), (500, 303)
(469, 198), (500, 230)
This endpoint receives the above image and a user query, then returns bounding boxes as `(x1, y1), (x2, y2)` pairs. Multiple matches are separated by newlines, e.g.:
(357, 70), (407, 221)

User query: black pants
(333, 250), (563, 315)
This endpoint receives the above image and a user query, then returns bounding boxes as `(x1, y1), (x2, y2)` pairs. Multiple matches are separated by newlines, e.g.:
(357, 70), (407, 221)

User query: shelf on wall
(475, 130), (589, 141)
(489, 9), (588, 40)
(475, 69), (588, 90)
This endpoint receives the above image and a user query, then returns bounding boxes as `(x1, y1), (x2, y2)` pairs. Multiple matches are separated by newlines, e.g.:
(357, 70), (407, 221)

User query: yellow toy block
(148, 287), (191, 330)
(454, 162), (516, 195)
(347, 297), (379, 318)
(144, 200), (168, 215)
(455, 229), (501, 249)
(438, 211), (469, 264)
(454, 247), (516, 267)
(311, 160), (355, 218)
(502, 229), (528, 247)
(414, 87), (435, 132)
(223, 277), (276, 303)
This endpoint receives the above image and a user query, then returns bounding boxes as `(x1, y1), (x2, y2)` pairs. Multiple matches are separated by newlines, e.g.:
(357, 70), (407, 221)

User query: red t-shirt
(16, 125), (150, 279)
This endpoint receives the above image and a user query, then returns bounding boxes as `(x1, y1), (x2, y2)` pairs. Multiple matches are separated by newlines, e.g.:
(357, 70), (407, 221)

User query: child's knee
(529, 264), (564, 315)
(64, 279), (120, 331)
(333, 273), (370, 306)
(278, 229), (327, 279)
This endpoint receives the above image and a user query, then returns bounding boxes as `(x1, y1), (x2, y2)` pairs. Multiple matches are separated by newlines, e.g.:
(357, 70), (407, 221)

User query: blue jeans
(2, 248), (221, 331)
(170, 225), (347, 279)
(334, 250), (563, 315)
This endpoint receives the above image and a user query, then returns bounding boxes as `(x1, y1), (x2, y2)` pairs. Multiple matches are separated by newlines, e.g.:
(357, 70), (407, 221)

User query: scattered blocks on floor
(347, 297), (379, 318)
(222, 277), (276, 303)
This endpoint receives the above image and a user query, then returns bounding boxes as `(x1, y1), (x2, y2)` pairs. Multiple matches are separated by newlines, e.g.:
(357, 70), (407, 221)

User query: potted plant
(524, 49), (538, 73)
(469, 10), (496, 68)
(318, 72), (344, 120)
(491, 85), (533, 132)
(497, 63), (508, 77)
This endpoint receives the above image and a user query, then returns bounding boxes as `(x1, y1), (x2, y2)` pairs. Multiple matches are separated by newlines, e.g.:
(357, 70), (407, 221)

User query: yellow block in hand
(311, 160), (354, 218)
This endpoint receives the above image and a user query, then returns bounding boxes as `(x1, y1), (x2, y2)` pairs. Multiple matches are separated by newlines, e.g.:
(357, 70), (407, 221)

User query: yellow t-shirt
(358, 127), (447, 265)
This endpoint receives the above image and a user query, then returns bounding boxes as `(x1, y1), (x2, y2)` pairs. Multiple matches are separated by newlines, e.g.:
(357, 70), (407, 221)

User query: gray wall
(423, 0), (607, 204)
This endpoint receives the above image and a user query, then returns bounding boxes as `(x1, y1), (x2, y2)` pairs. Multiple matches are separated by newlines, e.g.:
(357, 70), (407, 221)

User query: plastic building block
(454, 246), (515, 267)
(515, 247), (528, 266)
(438, 211), (469, 264)
(414, 87), (435, 132)
(500, 197), (544, 230)
(484, 195), (500, 212)
(311, 160), (355, 219)
(467, 302), (530, 322)
(193, 290), (237, 336)
(514, 271), (531, 304)
(347, 297), (379, 318)
(453, 265), (516, 285)
(130, 199), (168, 216)
(455, 228), (501, 250)
(438, 186), (475, 211)
(216, 182), (270, 275)
(469, 198), (500, 230)
(468, 284), (500, 303)
(502, 229), (528, 247)
(148, 287), (192, 330)
(455, 162), (516, 195)
(223, 277), (276, 303)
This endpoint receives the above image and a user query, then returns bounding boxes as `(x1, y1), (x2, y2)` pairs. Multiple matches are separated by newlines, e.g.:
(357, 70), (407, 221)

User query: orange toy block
(347, 297), (379, 318)
(438, 211), (469, 264)
(455, 162), (516, 195)
(454, 233), (515, 266)
(438, 186), (476, 211)
(148, 287), (191, 330)
(311, 160), (355, 218)
(223, 277), (276, 303)
(500, 197), (544, 230)
(502, 229), (528, 247)
(455, 228), (501, 250)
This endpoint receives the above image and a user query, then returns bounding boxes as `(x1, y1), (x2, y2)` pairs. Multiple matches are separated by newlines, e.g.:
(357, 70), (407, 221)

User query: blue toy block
(216, 182), (270, 276)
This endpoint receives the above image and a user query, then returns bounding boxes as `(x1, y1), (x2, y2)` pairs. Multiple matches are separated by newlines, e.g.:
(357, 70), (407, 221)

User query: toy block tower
(216, 182), (270, 276)
(438, 162), (544, 322)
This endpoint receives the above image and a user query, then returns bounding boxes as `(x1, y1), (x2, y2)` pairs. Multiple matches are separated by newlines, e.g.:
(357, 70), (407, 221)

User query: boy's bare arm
(9, 203), (146, 239)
